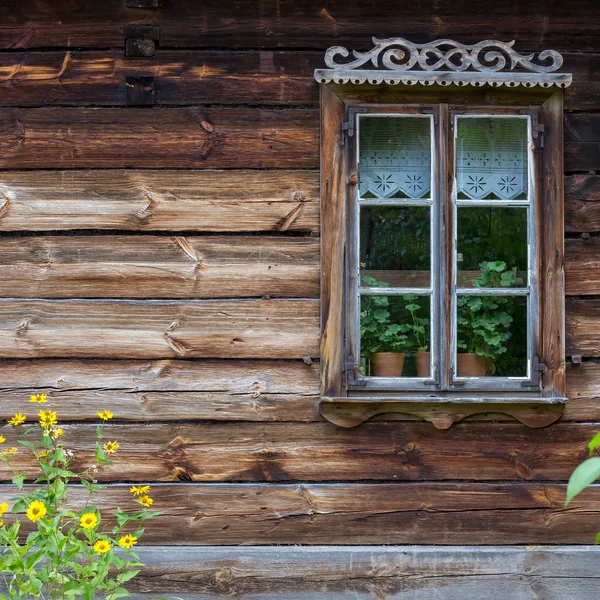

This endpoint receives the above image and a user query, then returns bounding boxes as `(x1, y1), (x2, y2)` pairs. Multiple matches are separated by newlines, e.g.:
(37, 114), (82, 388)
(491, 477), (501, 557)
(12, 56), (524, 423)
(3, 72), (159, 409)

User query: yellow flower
(0, 502), (8, 516)
(0, 447), (17, 457)
(138, 495), (153, 508)
(97, 410), (114, 421)
(0, 519), (4, 527)
(130, 485), (151, 496)
(0, 435), (5, 444)
(50, 428), (64, 440)
(38, 410), (58, 429)
(93, 539), (111, 554)
(103, 440), (119, 454)
(26, 500), (47, 523)
(38, 451), (48, 459)
(79, 512), (98, 530)
(29, 394), (47, 404)
(118, 533), (138, 549)
(7, 413), (26, 427)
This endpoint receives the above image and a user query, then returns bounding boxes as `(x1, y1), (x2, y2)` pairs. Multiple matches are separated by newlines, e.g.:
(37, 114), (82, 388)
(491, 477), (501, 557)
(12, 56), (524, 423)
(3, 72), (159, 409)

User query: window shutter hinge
(344, 356), (365, 386)
(342, 107), (368, 140)
(520, 109), (545, 148)
(533, 356), (547, 372)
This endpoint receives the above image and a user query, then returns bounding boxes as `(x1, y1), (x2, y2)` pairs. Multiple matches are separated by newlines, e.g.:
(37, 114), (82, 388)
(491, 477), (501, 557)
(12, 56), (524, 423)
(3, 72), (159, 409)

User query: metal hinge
(342, 107), (368, 140)
(520, 109), (544, 148)
(521, 355), (547, 388)
(344, 355), (366, 386)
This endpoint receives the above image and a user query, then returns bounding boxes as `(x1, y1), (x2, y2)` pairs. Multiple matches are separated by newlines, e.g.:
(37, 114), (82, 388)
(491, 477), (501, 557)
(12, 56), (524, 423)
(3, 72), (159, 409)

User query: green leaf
(595, 531), (600, 545)
(565, 457), (600, 506)
(106, 587), (131, 599)
(588, 432), (600, 455)
(11, 473), (25, 491)
(118, 569), (141, 584)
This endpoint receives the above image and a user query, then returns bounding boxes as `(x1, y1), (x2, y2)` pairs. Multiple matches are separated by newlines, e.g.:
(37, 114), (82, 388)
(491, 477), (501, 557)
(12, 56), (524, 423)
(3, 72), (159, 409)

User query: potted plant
(403, 294), (431, 377)
(456, 261), (516, 376)
(361, 276), (409, 376)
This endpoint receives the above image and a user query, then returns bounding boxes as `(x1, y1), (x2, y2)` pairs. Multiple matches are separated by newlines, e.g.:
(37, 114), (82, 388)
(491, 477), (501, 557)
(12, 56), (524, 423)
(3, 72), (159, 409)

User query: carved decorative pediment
(314, 38), (572, 88)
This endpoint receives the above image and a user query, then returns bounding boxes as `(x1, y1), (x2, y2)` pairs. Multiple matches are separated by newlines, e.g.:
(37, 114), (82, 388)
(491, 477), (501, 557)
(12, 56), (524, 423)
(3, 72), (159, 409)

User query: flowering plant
(0, 396), (160, 599)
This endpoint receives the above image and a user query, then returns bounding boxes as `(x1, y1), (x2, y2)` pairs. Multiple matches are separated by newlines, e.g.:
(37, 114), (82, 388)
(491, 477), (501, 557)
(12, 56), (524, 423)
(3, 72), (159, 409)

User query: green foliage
(457, 261), (516, 362)
(0, 402), (162, 599)
(403, 295), (429, 352)
(360, 276), (409, 355)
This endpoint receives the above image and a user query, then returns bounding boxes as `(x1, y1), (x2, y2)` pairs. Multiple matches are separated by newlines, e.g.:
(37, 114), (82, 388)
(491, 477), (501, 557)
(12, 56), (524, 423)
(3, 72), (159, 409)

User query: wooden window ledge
(320, 396), (566, 429)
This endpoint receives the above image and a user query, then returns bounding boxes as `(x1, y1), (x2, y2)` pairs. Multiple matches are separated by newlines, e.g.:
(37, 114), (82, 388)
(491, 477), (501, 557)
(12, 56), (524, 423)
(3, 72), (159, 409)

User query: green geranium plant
(457, 261), (516, 362)
(0, 397), (161, 600)
(403, 294), (429, 353)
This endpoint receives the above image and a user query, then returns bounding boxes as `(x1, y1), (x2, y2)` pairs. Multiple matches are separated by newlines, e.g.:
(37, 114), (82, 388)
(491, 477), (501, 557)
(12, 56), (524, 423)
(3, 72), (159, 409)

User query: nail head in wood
(126, 38), (156, 58)
(126, 76), (155, 106)
(303, 356), (314, 365)
(571, 355), (583, 365)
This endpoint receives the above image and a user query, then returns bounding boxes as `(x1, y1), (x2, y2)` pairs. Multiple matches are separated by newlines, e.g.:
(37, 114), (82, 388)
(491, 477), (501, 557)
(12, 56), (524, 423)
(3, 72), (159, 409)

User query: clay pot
(372, 352), (405, 377)
(457, 353), (495, 377)
(415, 351), (431, 378)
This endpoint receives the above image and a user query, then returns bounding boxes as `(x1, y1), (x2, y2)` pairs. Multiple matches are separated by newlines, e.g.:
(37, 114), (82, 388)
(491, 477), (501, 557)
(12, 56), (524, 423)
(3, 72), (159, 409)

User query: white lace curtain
(359, 117), (431, 199)
(457, 118), (528, 200)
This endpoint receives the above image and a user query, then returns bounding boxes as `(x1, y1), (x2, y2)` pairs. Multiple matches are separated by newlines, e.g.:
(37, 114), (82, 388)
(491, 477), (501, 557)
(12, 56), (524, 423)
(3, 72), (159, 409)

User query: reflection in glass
(457, 207), (527, 285)
(456, 294), (527, 377)
(359, 116), (431, 199)
(456, 117), (528, 200)
(360, 206), (430, 288)
(360, 294), (431, 378)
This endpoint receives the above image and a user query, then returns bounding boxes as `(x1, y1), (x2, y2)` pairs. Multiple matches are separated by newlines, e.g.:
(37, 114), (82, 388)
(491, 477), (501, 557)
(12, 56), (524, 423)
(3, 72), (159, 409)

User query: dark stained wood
(567, 298), (600, 357)
(0, 51), (594, 109)
(319, 85), (346, 397)
(566, 237), (600, 295)
(0, 421), (597, 482)
(565, 173), (600, 233)
(2, 1), (600, 52)
(565, 362), (600, 420)
(540, 92), (566, 398)
(565, 113), (600, 171)
(1, 483), (600, 545)
(0, 299), (320, 359)
(0, 235), (319, 299)
(0, 108), (318, 169)
(0, 170), (319, 233)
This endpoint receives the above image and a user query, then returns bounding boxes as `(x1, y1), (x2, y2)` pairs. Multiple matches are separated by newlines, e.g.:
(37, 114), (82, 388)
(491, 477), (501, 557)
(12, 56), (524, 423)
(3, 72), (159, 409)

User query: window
(316, 38), (571, 428)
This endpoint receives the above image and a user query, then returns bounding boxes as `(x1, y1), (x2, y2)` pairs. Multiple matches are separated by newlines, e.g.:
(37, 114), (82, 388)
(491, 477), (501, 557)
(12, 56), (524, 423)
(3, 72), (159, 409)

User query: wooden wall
(1, 0), (600, 588)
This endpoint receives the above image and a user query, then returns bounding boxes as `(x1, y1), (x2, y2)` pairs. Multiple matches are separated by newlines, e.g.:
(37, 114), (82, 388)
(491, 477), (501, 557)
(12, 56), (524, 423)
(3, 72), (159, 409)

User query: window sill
(319, 395), (567, 429)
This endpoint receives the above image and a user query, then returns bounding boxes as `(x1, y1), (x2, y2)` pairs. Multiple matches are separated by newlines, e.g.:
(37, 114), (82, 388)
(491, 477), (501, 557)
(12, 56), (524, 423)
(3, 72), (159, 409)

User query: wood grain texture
(567, 298), (600, 357)
(566, 238), (600, 295)
(0, 51), (595, 110)
(0, 299), (320, 359)
(0, 359), (321, 422)
(0, 108), (318, 169)
(0, 170), (319, 233)
(565, 173), (600, 233)
(564, 113), (600, 171)
(1, 483), (600, 545)
(1, 545), (599, 598)
(0, 358), (597, 422)
(0, 421), (597, 482)
(0, 235), (319, 299)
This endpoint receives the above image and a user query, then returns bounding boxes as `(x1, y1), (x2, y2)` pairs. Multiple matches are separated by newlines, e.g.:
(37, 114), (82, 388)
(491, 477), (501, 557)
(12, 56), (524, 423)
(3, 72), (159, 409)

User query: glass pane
(360, 206), (430, 288)
(457, 207), (527, 287)
(360, 294), (431, 378)
(456, 117), (528, 200)
(359, 116), (431, 199)
(456, 294), (528, 377)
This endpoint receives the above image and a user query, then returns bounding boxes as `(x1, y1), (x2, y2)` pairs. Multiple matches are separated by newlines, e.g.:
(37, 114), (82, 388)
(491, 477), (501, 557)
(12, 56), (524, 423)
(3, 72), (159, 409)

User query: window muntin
(350, 109), (538, 392)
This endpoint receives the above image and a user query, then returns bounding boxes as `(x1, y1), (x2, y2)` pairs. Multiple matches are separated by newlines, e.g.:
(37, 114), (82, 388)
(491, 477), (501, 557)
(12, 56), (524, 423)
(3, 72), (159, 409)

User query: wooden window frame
(319, 83), (566, 429)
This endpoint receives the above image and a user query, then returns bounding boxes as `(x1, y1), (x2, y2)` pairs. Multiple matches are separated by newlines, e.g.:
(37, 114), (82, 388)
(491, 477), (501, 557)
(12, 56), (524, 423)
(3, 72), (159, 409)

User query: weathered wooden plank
(564, 113), (600, 171)
(0, 235), (319, 299)
(567, 298), (600, 357)
(2, 0), (599, 52)
(0, 108), (319, 169)
(565, 172), (600, 233)
(0, 421), (597, 482)
(1, 483), (600, 545)
(0, 359), (320, 422)
(0, 51), (595, 110)
(0, 51), (320, 107)
(0, 299), (320, 359)
(1, 544), (599, 599)
(565, 362), (600, 422)
(0, 170), (319, 233)
(566, 238), (600, 295)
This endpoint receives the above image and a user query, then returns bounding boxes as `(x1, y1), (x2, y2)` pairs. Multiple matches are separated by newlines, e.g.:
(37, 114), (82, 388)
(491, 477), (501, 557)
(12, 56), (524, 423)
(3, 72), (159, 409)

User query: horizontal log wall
(1, 2), (600, 571)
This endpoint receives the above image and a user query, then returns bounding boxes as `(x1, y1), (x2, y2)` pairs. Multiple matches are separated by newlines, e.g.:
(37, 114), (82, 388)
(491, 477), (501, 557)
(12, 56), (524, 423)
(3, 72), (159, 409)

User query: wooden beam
(565, 172), (600, 233)
(0, 421), (597, 482)
(0, 299), (320, 359)
(0, 235), (319, 299)
(0, 170), (319, 233)
(567, 298), (600, 357)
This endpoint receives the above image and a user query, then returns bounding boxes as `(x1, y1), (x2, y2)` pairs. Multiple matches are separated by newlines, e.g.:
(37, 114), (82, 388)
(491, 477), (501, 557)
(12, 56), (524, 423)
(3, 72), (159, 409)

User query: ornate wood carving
(315, 38), (572, 88)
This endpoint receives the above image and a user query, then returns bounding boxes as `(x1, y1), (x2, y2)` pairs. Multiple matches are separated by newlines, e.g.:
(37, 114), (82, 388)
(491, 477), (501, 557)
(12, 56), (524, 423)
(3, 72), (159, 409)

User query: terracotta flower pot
(457, 353), (495, 377)
(415, 351), (431, 378)
(372, 352), (405, 377)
